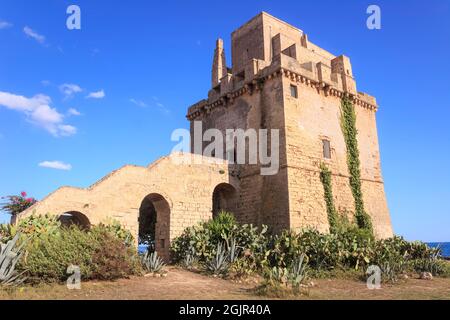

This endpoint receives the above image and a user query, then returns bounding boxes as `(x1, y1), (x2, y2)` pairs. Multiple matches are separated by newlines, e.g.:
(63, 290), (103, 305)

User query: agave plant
(205, 242), (229, 275)
(287, 254), (309, 291)
(0, 233), (26, 286)
(227, 237), (240, 264)
(181, 245), (198, 270)
(141, 251), (165, 274)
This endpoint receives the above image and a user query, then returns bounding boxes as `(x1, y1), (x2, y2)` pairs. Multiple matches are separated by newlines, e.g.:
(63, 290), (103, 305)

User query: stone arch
(212, 183), (238, 219)
(58, 211), (91, 230)
(139, 193), (171, 260)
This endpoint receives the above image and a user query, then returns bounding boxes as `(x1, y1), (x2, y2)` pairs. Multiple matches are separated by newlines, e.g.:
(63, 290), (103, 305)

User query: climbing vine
(320, 163), (338, 233)
(340, 96), (373, 234)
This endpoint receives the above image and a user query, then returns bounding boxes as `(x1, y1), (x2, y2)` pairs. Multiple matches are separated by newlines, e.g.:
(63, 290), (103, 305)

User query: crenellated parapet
(187, 12), (378, 121)
(187, 55), (377, 121)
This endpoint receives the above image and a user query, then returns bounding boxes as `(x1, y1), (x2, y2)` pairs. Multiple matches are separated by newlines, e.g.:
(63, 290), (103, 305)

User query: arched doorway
(139, 193), (171, 260)
(58, 211), (91, 230)
(212, 183), (237, 219)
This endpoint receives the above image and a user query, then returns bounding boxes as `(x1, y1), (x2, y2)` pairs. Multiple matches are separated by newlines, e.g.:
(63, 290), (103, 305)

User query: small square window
(290, 84), (298, 98)
(323, 140), (331, 159)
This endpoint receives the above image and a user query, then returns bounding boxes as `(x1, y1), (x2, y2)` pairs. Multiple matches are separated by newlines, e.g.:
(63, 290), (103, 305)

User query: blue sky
(0, 0), (449, 242)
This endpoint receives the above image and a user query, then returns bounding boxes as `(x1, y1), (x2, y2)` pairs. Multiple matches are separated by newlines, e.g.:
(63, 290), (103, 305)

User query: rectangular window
(323, 140), (331, 159)
(290, 84), (298, 98)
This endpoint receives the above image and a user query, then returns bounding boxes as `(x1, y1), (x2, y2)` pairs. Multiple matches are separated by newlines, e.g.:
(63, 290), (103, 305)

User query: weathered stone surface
(18, 153), (238, 260)
(188, 12), (393, 239)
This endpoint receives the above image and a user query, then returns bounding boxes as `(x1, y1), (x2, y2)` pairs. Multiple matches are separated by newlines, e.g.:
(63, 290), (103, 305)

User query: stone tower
(187, 12), (393, 238)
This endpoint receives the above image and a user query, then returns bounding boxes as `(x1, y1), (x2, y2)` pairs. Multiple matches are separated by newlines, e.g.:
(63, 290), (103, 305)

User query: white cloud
(39, 161), (72, 171)
(86, 90), (105, 99)
(57, 125), (77, 136)
(41, 80), (51, 86)
(0, 91), (77, 137)
(0, 20), (13, 29)
(67, 108), (81, 116)
(130, 98), (147, 108)
(59, 83), (82, 99)
(23, 26), (45, 44)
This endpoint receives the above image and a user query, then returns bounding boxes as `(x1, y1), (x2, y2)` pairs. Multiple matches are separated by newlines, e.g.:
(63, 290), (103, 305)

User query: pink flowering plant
(1, 191), (37, 217)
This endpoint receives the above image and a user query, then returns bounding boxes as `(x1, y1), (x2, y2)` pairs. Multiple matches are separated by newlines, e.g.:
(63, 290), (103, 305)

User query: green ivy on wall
(340, 96), (373, 234)
(320, 163), (338, 233)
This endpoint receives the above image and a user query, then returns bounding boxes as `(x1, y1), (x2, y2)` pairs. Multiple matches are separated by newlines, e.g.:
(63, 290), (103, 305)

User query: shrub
(207, 211), (236, 242)
(171, 211), (268, 268)
(266, 227), (374, 271)
(171, 224), (215, 262)
(90, 227), (140, 280)
(0, 214), (61, 242)
(412, 258), (448, 277)
(437, 261), (450, 278)
(97, 219), (135, 246)
(172, 212), (448, 282)
(18, 223), (140, 282)
(21, 226), (97, 281)
(259, 254), (309, 297)
(266, 231), (305, 269)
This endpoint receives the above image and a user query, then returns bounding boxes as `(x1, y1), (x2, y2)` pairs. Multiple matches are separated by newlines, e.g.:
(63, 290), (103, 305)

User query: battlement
(187, 12), (377, 120)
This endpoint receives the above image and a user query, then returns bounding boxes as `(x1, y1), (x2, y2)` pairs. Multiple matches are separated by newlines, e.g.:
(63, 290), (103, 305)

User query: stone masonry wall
(281, 72), (393, 238)
(18, 153), (238, 260)
(190, 74), (291, 233)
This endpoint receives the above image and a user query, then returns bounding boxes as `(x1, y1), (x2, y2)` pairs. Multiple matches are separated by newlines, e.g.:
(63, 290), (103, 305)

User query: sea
(427, 242), (450, 258)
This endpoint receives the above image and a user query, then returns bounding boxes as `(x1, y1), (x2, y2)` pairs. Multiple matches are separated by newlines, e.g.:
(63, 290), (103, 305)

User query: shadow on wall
(212, 182), (238, 219)
(58, 211), (91, 229)
(138, 193), (171, 260)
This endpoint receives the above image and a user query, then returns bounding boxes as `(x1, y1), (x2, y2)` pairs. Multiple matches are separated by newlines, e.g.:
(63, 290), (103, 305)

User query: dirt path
(1, 267), (449, 300)
(1, 267), (259, 300)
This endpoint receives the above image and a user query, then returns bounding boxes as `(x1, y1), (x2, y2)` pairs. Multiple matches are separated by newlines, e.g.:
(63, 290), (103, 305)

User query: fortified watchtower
(187, 12), (393, 238)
